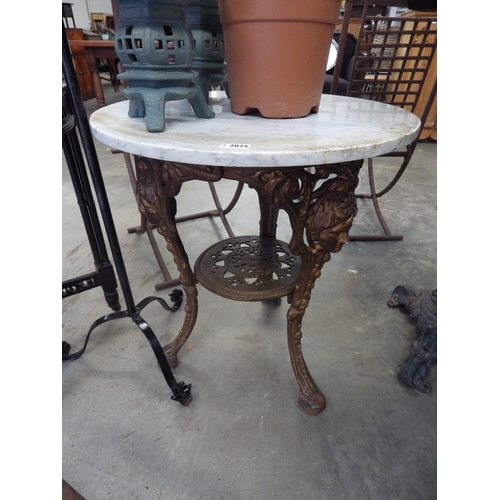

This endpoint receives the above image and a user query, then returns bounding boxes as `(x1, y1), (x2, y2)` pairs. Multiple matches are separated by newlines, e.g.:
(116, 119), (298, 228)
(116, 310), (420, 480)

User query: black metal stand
(62, 25), (192, 406)
(62, 85), (121, 311)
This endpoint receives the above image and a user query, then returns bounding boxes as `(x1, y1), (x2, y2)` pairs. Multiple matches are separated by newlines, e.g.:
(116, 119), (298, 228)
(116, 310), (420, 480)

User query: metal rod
(63, 25), (136, 315)
(62, 24), (191, 405)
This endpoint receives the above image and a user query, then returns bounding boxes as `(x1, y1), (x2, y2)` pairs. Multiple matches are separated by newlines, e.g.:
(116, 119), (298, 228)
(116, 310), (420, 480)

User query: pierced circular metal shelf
(194, 236), (301, 301)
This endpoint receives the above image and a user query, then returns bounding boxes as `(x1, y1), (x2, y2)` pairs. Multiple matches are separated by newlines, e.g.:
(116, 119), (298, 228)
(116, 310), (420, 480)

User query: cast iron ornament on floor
(387, 286), (437, 393)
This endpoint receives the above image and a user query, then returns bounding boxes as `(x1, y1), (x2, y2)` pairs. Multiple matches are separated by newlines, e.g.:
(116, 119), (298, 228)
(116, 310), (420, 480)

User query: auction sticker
(219, 143), (251, 149)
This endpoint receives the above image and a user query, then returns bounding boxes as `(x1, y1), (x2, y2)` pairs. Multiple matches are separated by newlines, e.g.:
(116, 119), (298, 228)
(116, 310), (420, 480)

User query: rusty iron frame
(330, 0), (437, 241)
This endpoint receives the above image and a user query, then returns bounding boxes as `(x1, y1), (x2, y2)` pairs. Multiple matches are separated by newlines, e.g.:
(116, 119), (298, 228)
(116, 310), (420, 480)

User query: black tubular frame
(62, 24), (192, 406)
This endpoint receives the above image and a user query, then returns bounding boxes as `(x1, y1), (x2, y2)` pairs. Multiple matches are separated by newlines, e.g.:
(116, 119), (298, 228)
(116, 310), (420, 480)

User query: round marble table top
(90, 93), (421, 168)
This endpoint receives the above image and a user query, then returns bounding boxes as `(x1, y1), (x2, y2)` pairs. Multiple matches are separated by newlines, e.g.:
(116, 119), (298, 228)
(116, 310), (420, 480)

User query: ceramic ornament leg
(187, 85), (216, 119)
(127, 97), (146, 119)
(124, 85), (215, 133)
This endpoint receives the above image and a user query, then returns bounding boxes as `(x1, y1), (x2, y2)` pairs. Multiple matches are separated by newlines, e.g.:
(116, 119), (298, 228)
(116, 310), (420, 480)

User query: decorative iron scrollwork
(135, 158), (364, 415)
(224, 161), (362, 256)
(195, 235), (301, 301)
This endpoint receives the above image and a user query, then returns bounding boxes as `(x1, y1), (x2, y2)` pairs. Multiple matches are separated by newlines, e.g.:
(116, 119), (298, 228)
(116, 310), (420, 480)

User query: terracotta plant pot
(218, 0), (342, 118)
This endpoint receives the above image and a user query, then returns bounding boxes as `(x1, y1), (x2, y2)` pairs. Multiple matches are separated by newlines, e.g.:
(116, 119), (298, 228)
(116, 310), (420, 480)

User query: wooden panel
(338, 7), (437, 140)
(400, 10), (437, 140)
(65, 28), (96, 101)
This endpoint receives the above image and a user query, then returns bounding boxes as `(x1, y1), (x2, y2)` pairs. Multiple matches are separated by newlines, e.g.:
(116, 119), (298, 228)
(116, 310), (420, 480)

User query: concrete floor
(62, 81), (437, 499)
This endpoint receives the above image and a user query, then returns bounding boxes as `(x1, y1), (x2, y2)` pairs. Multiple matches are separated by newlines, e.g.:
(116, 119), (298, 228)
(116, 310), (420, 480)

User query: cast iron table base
(135, 156), (363, 415)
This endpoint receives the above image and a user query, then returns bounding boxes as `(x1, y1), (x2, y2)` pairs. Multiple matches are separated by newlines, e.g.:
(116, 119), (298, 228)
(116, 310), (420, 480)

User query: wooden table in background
(69, 40), (118, 108)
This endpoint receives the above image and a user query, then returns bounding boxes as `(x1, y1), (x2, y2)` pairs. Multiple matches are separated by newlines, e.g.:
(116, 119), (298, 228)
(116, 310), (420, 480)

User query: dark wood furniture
(68, 40), (119, 107)
(66, 29), (95, 101)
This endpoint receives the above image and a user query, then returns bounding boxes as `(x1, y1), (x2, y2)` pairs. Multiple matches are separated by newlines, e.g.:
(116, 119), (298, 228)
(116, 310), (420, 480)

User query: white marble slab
(89, 93), (421, 168)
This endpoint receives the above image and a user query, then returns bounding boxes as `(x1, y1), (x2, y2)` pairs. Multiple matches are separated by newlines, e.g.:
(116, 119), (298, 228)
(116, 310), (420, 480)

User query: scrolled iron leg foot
(287, 270), (328, 416)
(162, 283), (198, 368)
(158, 215), (199, 368)
(62, 296), (192, 406)
(137, 295), (193, 406)
(170, 381), (193, 406)
(132, 306), (192, 406)
(290, 328), (326, 415)
(297, 387), (327, 416)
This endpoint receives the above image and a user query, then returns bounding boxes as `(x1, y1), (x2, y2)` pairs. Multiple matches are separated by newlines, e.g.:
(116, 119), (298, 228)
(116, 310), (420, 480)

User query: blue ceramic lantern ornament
(185, 0), (227, 102)
(114, 0), (214, 132)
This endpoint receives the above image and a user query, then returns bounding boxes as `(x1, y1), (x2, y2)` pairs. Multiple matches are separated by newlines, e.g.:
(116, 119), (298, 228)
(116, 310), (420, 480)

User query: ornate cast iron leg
(226, 161), (362, 415)
(158, 195), (199, 368)
(134, 157), (224, 367)
(257, 192), (279, 239)
(286, 250), (330, 414)
(285, 162), (362, 414)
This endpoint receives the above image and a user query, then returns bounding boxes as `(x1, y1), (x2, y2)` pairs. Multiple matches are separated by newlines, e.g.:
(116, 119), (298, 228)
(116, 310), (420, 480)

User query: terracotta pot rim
(218, 0), (342, 25)
(220, 18), (337, 26)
